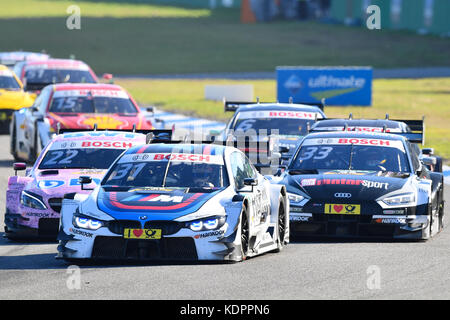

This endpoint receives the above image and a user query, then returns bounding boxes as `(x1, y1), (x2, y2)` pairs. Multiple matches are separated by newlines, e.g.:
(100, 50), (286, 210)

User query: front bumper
(289, 212), (429, 239)
(4, 212), (59, 239)
(57, 222), (238, 262)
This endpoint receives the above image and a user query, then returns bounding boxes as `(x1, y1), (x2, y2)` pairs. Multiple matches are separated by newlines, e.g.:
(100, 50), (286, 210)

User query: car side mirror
(102, 73), (114, 83)
(279, 146), (290, 154)
(422, 148), (434, 155)
(78, 176), (94, 190)
(13, 162), (26, 176)
(421, 157), (436, 170)
(244, 178), (257, 186)
(275, 165), (287, 177)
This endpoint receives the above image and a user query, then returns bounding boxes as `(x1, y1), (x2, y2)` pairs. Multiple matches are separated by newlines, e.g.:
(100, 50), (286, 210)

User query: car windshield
(102, 155), (229, 189)
(24, 69), (96, 84)
(290, 138), (411, 173)
(49, 96), (137, 114)
(0, 76), (21, 90)
(233, 116), (317, 136)
(39, 148), (125, 170)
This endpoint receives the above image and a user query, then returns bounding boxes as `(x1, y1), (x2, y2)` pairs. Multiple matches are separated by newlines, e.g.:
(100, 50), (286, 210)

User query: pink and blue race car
(4, 130), (148, 239)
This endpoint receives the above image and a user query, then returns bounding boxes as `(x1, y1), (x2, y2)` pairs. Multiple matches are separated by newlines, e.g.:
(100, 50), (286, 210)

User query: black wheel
(274, 196), (287, 252)
(239, 206), (249, 261)
(28, 128), (38, 164)
(10, 116), (22, 161)
(438, 186), (445, 232)
(434, 157), (443, 173)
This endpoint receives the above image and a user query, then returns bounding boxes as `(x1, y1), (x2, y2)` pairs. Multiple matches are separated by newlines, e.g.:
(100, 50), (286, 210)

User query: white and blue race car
(57, 142), (289, 262)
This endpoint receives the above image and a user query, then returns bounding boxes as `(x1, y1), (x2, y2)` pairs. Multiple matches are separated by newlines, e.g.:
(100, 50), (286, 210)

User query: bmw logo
(139, 216), (147, 220)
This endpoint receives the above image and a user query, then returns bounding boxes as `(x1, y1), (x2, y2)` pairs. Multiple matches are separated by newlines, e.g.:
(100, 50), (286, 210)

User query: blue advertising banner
(277, 67), (372, 106)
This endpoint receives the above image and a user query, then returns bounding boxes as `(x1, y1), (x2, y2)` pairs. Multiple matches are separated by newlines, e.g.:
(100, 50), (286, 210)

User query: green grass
(0, 0), (210, 18)
(1, 0), (449, 75)
(115, 77), (450, 161)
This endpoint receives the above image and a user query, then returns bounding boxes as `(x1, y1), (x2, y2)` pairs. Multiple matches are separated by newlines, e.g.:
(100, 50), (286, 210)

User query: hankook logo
(334, 193), (352, 198)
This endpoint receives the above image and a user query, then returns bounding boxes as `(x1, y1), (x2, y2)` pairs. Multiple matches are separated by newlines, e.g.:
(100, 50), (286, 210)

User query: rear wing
(58, 124), (172, 138)
(223, 97), (325, 112)
(146, 135), (278, 173)
(310, 114), (425, 145)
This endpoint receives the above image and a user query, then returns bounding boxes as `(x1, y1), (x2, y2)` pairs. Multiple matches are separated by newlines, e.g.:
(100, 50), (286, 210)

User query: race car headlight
(21, 191), (47, 210)
(288, 192), (305, 204)
(381, 193), (415, 206)
(73, 214), (104, 230)
(188, 216), (226, 232)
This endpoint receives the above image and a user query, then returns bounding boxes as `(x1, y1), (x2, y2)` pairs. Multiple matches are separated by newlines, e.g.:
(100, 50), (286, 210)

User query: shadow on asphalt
(0, 159), (14, 168)
(0, 254), (236, 270)
(0, 253), (67, 270)
(0, 232), (57, 246)
(289, 235), (423, 244)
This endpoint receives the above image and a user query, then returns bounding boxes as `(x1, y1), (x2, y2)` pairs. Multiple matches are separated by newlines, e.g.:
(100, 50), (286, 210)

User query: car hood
(47, 112), (145, 130)
(26, 168), (106, 197)
(284, 170), (410, 201)
(96, 187), (225, 221)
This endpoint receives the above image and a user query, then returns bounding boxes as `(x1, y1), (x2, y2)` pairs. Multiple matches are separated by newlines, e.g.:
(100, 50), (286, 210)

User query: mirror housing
(278, 146), (290, 154)
(78, 176), (94, 190)
(13, 162), (26, 176)
(244, 178), (257, 186)
(421, 156), (436, 169)
(275, 165), (287, 177)
(422, 148), (434, 155)
(102, 73), (114, 84)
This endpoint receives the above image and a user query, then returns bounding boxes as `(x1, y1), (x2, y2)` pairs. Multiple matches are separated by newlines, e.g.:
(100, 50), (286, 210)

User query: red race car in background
(13, 58), (98, 93)
(10, 83), (154, 162)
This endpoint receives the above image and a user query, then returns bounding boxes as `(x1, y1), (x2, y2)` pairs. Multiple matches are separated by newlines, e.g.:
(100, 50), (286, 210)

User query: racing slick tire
(437, 185), (445, 232)
(273, 195), (287, 253)
(238, 205), (250, 261)
(434, 157), (443, 173)
(10, 115), (23, 162)
(439, 197), (445, 231)
(27, 125), (39, 164)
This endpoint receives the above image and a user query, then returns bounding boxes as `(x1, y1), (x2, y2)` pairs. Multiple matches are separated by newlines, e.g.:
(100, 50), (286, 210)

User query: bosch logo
(334, 193), (352, 198)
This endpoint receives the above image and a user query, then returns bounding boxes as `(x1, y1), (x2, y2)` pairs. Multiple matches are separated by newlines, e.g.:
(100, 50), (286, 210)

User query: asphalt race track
(0, 134), (449, 300)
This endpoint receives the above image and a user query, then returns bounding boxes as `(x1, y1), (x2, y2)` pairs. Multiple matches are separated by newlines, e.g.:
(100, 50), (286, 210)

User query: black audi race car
(276, 130), (444, 240)
(212, 100), (326, 173)
(310, 116), (443, 172)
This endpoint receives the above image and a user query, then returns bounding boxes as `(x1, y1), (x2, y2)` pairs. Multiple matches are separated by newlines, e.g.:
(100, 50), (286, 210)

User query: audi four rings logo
(334, 193), (352, 198)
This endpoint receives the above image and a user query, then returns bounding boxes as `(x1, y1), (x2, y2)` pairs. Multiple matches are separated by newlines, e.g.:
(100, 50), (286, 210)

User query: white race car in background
(57, 142), (289, 262)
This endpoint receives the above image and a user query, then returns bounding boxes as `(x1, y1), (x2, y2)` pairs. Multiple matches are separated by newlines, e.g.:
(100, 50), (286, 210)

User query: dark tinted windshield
(234, 118), (317, 136)
(233, 110), (321, 136)
(102, 155), (229, 189)
(49, 96), (137, 114)
(39, 148), (125, 169)
(24, 69), (96, 84)
(0, 76), (21, 89)
(290, 138), (411, 173)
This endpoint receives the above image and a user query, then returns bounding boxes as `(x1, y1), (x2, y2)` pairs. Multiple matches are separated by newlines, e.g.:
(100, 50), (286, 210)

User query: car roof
(236, 103), (324, 114)
(312, 119), (405, 129)
(125, 143), (228, 157)
(53, 131), (146, 142)
(52, 83), (124, 92)
(25, 58), (89, 68)
(304, 130), (407, 142)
